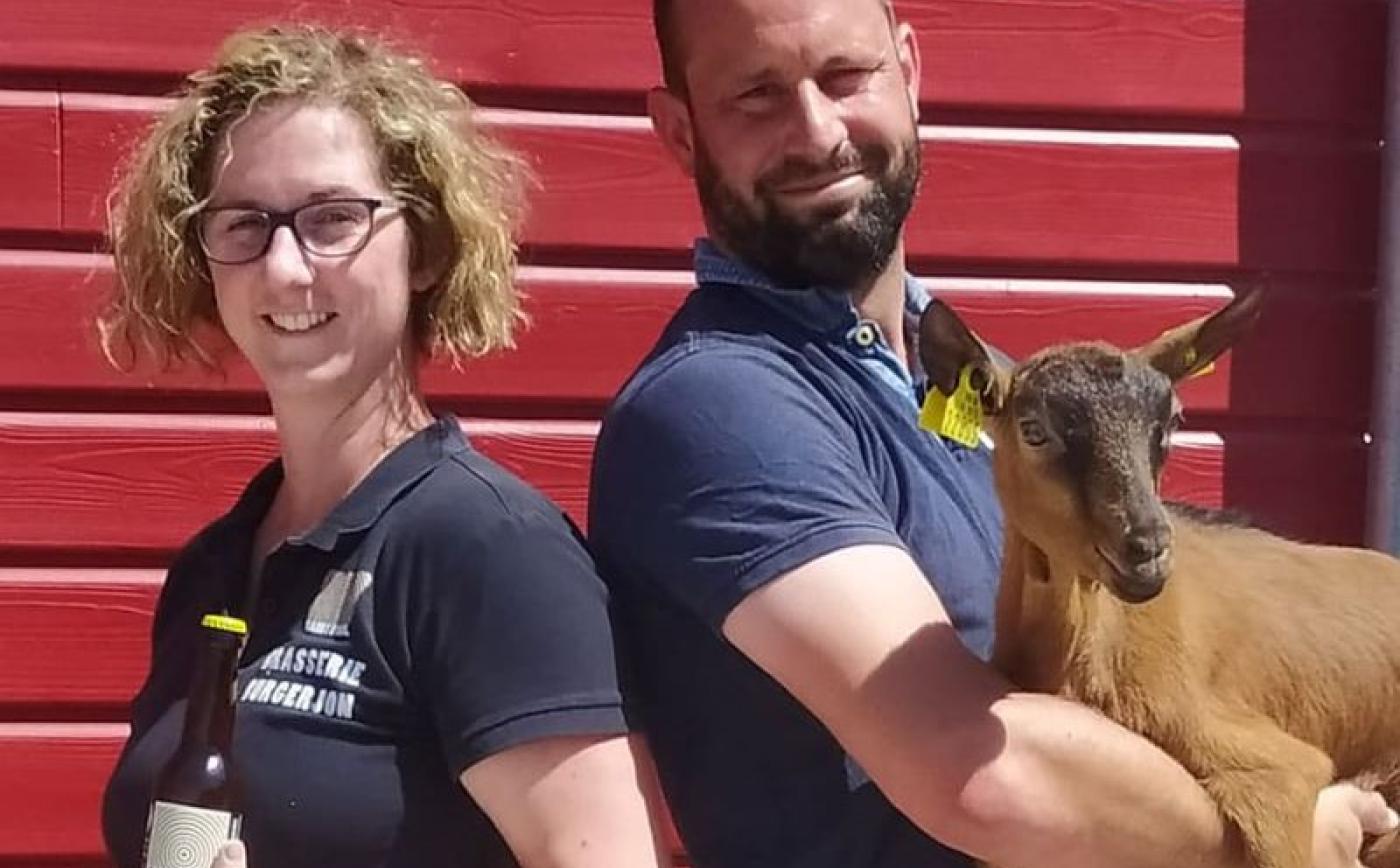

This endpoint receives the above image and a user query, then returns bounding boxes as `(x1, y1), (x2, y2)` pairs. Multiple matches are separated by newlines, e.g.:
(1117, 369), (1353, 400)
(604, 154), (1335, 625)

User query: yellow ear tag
(1182, 346), (1215, 380)
(920, 366), (984, 448)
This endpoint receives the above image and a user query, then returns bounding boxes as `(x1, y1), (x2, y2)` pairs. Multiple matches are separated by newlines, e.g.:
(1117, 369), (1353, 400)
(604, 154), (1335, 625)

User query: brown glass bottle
(141, 614), (246, 868)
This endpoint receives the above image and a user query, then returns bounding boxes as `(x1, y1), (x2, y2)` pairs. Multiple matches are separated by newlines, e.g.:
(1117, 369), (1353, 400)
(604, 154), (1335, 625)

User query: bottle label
(142, 800), (242, 868)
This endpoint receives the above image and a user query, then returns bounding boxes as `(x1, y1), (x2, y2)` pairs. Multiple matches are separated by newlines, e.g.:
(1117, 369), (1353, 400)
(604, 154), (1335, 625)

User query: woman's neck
(257, 368), (432, 559)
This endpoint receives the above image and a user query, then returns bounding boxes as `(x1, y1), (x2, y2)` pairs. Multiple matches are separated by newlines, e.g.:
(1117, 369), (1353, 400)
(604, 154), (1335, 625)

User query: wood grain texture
(0, 423), (1352, 863)
(44, 98), (1379, 272)
(0, 91), (60, 233)
(0, 414), (597, 561)
(0, 570), (159, 711)
(0, 722), (124, 858)
(0, 412), (1217, 563)
(0, 254), (1373, 425)
(0, 253), (692, 412)
(0, 425), (1368, 710)
(0, 1), (1383, 125)
(0, 254), (1225, 406)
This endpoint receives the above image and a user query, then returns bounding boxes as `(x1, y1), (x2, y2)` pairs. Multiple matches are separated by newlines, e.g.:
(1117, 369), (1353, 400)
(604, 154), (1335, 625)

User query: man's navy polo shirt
(590, 241), (1004, 868)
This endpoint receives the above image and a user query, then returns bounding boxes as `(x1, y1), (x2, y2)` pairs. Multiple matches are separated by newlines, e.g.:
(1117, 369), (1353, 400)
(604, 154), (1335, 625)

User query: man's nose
(786, 80), (848, 161)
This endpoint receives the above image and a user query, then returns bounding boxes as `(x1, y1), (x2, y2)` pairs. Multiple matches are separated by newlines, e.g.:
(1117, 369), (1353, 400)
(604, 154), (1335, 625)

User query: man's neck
(851, 241), (911, 367)
(706, 235), (914, 366)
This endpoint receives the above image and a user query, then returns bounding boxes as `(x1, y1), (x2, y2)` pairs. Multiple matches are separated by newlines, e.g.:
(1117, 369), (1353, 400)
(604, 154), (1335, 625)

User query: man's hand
(209, 840), (246, 868)
(1312, 782), (1398, 868)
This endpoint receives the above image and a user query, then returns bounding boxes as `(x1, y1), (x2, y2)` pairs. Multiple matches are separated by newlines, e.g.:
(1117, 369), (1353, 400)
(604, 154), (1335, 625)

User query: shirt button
(853, 322), (878, 348)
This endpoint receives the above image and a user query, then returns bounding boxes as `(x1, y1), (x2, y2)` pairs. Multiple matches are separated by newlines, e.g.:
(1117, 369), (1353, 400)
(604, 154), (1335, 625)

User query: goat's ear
(1133, 289), (1264, 383)
(917, 298), (1009, 414)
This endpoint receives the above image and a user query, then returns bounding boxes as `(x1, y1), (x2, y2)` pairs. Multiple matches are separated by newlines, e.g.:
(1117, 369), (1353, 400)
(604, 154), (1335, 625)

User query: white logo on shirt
(304, 569), (373, 638)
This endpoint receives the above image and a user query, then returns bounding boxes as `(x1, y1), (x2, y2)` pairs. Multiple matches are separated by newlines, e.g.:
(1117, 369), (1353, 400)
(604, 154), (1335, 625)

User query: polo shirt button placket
(851, 321), (879, 352)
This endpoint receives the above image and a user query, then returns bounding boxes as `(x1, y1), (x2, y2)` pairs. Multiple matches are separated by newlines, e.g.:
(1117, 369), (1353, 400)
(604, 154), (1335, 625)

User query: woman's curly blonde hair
(99, 23), (528, 369)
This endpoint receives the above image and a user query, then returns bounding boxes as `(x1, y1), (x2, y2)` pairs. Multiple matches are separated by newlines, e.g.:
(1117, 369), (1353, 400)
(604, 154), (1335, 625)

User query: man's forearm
(941, 692), (1244, 868)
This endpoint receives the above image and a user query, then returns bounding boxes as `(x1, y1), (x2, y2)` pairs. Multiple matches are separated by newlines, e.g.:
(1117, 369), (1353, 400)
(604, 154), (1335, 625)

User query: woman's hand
(1312, 782), (1398, 868)
(209, 840), (247, 868)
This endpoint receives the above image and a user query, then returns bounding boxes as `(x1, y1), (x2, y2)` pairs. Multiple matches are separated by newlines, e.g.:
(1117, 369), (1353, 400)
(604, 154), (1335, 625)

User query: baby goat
(918, 292), (1400, 868)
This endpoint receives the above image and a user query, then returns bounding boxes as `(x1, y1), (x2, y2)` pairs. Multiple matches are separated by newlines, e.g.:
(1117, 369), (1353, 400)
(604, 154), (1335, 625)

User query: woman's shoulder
(386, 442), (585, 557)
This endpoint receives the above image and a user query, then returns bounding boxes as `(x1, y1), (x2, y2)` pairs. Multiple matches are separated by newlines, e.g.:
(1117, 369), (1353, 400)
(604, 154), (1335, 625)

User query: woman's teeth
(266, 312), (334, 333)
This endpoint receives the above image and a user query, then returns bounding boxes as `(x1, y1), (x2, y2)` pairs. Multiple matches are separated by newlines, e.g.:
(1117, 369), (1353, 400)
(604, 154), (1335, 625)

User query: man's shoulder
(606, 328), (822, 442)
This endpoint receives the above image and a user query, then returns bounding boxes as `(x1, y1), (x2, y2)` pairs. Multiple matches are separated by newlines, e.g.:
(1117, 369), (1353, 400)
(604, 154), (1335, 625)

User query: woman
(100, 25), (663, 868)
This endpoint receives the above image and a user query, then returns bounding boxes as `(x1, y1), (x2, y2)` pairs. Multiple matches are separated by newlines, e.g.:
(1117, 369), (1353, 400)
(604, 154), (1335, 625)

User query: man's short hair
(653, 0), (687, 96)
(653, 0), (895, 98)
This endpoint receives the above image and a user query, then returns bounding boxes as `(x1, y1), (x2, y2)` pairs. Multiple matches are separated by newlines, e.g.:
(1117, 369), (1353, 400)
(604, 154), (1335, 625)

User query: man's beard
(693, 134), (920, 290)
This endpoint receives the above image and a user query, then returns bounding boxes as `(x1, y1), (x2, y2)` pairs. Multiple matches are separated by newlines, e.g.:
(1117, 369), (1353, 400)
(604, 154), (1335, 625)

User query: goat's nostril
(1125, 527), (1170, 565)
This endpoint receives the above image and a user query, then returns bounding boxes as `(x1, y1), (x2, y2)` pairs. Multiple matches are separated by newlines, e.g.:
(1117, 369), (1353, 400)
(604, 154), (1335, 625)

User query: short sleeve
(590, 344), (906, 628)
(403, 489), (628, 776)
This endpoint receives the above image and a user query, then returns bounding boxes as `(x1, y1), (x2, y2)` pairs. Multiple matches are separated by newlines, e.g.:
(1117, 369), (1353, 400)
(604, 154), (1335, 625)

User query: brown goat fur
(918, 292), (1400, 868)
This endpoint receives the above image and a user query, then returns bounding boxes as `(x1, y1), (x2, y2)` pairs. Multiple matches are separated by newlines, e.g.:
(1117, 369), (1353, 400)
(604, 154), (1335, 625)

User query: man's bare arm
(723, 544), (1244, 868)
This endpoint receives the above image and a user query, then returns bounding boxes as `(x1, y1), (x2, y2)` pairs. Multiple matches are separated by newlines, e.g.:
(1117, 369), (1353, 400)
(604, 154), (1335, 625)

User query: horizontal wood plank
(0, 414), (597, 562)
(0, 254), (692, 413)
(46, 98), (1381, 273)
(0, 91), (60, 233)
(0, 413), (1223, 565)
(0, 1), (1382, 126)
(0, 723), (124, 859)
(0, 254), (1373, 425)
(0, 570), (158, 711)
(0, 422), (1216, 711)
(0, 426), (1377, 711)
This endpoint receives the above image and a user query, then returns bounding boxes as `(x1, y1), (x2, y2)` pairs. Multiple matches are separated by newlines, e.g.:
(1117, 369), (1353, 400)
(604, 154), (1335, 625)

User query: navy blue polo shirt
(105, 417), (628, 868)
(589, 241), (1003, 868)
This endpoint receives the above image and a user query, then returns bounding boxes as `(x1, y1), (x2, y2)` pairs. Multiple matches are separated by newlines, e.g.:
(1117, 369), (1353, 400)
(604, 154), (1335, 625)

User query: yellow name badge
(920, 366), (984, 448)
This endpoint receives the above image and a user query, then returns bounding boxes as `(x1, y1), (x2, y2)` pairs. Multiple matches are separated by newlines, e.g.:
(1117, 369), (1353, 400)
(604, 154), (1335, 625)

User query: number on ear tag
(920, 366), (984, 448)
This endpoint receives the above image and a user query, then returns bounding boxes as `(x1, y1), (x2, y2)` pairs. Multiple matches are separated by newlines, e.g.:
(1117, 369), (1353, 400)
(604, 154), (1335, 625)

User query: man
(588, 1), (1395, 866)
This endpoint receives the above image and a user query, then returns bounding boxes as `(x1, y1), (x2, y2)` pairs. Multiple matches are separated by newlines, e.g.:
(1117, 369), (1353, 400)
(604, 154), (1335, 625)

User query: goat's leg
(1172, 708), (1335, 868)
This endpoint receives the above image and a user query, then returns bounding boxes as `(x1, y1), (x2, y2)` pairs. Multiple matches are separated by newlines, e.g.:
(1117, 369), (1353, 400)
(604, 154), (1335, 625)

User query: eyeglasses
(196, 197), (401, 265)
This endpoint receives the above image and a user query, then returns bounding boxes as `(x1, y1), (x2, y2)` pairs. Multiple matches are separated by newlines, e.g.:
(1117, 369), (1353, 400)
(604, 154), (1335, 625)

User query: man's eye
(821, 67), (873, 97)
(737, 83), (781, 104)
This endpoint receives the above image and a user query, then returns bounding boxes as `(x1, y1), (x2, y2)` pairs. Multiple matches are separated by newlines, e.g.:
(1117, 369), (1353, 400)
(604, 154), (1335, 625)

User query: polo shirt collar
(693, 237), (931, 336)
(201, 414), (467, 559)
(293, 414), (467, 551)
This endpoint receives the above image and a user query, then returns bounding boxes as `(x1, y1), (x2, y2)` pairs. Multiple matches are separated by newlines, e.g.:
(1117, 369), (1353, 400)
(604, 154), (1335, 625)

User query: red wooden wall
(0, 1), (1386, 865)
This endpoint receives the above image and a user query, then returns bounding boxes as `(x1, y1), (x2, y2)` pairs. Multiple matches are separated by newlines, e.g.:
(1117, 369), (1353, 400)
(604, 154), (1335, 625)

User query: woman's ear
(408, 215), (450, 294)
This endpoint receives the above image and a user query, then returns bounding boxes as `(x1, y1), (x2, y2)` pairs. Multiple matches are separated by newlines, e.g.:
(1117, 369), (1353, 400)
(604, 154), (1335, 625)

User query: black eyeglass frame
(195, 197), (402, 265)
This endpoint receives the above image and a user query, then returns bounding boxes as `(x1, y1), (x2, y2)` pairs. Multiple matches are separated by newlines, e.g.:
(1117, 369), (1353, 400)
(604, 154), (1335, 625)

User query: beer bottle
(141, 613), (246, 868)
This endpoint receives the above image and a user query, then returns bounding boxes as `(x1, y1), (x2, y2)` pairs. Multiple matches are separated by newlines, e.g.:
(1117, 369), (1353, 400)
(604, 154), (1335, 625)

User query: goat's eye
(1019, 418), (1050, 447)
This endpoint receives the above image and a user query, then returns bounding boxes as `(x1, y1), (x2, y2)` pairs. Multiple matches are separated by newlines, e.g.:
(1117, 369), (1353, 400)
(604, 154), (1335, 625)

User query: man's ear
(1132, 289), (1264, 383)
(918, 298), (1009, 414)
(892, 21), (921, 119)
(647, 86), (697, 178)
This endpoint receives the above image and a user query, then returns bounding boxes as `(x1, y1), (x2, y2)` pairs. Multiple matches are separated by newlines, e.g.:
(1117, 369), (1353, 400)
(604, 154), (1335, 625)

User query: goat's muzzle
(1096, 521), (1174, 603)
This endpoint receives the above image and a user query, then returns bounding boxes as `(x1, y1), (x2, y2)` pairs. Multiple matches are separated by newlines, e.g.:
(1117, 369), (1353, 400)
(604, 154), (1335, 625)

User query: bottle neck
(181, 632), (240, 748)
